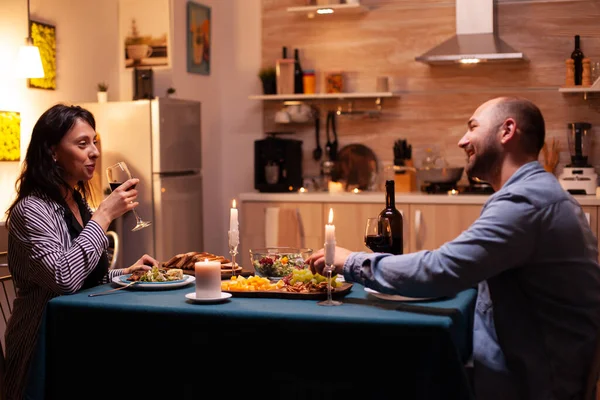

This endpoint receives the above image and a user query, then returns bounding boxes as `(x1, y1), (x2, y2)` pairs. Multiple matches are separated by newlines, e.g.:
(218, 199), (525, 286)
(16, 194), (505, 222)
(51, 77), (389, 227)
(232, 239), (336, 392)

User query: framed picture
(119, 0), (171, 69)
(0, 111), (21, 162)
(28, 21), (56, 90)
(187, 1), (211, 75)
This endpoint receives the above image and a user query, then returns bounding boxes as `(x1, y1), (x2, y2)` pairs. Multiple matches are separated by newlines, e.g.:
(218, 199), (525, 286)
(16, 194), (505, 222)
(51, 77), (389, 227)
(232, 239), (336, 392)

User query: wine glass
(364, 217), (392, 253)
(106, 161), (152, 232)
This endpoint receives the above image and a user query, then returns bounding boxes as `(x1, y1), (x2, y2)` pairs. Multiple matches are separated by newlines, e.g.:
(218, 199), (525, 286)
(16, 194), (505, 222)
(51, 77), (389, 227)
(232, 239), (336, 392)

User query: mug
(287, 104), (312, 123)
(127, 44), (153, 61)
(274, 108), (291, 124)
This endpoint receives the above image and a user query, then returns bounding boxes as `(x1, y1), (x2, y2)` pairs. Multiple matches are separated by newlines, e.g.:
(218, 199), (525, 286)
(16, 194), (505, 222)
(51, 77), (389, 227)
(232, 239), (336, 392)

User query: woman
(3, 104), (158, 399)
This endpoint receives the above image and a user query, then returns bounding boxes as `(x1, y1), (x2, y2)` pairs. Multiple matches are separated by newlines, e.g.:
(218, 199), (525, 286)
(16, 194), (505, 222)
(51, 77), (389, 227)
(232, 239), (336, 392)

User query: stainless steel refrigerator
(80, 98), (203, 267)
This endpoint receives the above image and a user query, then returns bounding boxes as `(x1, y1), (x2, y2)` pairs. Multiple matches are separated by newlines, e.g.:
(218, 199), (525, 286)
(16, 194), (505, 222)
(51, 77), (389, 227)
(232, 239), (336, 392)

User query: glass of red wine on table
(106, 161), (152, 232)
(364, 217), (392, 253)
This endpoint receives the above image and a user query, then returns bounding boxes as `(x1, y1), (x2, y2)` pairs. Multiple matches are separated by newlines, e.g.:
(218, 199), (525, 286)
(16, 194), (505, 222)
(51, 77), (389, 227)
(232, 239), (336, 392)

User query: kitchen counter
(239, 191), (600, 206)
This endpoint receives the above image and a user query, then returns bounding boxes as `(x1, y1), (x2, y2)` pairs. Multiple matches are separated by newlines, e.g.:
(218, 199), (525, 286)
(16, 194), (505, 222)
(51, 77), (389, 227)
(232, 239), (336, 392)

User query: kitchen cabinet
(240, 201), (323, 264)
(409, 204), (482, 252)
(324, 202), (410, 254)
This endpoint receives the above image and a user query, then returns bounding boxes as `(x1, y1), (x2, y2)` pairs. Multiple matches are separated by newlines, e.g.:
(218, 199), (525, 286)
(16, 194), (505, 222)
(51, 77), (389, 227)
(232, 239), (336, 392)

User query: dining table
(30, 277), (477, 400)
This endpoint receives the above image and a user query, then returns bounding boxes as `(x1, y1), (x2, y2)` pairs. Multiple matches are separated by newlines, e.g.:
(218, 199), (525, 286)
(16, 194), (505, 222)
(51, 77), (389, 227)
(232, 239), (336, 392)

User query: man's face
(458, 99), (504, 183)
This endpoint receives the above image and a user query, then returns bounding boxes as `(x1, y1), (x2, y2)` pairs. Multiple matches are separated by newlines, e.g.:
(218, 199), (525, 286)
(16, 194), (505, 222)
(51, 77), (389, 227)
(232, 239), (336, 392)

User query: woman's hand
(123, 254), (159, 275)
(306, 246), (353, 276)
(92, 178), (140, 230)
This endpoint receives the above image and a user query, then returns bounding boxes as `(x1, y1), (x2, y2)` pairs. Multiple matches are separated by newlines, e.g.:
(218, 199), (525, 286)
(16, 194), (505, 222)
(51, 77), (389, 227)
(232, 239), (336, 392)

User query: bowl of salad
(249, 247), (313, 279)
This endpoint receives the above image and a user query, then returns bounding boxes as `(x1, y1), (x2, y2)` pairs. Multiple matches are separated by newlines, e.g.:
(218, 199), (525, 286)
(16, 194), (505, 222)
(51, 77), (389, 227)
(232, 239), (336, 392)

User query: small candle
(324, 208), (335, 265)
(195, 259), (222, 299)
(229, 199), (239, 232)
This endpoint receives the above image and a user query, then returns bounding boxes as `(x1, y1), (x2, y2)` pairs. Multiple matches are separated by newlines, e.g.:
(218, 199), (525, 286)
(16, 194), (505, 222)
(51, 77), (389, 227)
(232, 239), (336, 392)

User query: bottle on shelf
(282, 46), (288, 59)
(571, 35), (584, 86)
(294, 48), (304, 94)
(378, 180), (403, 255)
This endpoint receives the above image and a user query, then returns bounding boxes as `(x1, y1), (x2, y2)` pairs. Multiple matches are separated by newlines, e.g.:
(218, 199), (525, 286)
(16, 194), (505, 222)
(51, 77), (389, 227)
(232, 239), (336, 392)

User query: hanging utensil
(326, 111), (338, 161)
(313, 112), (322, 161)
(325, 111), (334, 160)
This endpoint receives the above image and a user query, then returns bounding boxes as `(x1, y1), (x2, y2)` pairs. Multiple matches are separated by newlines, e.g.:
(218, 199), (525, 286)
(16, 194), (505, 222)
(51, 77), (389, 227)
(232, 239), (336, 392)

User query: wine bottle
(571, 35), (584, 85)
(294, 48), (304, 94)
(282, 46), (288, 59)
(378, 180), (403, 255)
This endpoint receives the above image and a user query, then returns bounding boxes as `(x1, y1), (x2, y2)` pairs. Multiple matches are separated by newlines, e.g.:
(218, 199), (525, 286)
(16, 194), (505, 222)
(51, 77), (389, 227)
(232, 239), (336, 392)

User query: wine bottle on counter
(379, 180), (403, 255)
(294, 48), (304, 94)
(571, 35), (584, 85)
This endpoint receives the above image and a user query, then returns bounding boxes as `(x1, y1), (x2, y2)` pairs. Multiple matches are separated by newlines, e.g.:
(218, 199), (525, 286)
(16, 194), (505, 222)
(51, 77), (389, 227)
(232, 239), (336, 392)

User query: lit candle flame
(328, 208), (334, 224)
(232, 199), (236, 208)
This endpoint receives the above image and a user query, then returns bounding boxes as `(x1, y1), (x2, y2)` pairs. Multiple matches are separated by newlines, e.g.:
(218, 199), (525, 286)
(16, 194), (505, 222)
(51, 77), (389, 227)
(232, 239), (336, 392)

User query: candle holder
(317, 264), (342, 306)
(228, 230), (239, 279)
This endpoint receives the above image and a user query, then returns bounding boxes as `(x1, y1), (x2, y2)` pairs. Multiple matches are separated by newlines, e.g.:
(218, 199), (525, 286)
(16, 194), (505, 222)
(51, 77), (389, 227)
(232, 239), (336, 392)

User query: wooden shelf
(248, 92), (395, 101)
(558, 87), (600, 93)
(287, 3), (369, 17)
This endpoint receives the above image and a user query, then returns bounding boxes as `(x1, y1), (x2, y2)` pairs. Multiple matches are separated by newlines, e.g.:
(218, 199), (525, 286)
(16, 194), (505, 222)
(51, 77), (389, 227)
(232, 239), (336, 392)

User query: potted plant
(97, 82), (108, 103)
(258, 67), (277, 95)
(166, 87), (176, 98)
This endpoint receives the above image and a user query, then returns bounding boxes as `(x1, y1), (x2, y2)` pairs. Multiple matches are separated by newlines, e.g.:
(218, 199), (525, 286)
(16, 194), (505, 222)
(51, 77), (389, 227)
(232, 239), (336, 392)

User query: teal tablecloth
(37, 282), (476, 400)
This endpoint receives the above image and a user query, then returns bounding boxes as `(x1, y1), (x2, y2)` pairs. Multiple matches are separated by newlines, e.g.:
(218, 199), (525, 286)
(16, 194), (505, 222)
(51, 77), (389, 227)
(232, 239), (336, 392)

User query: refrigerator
(80, 98), (203, 268)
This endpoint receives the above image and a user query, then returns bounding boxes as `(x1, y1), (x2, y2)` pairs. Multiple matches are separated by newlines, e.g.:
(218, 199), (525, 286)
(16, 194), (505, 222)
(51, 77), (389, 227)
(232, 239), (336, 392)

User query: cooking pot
(395, 166), (464, 184)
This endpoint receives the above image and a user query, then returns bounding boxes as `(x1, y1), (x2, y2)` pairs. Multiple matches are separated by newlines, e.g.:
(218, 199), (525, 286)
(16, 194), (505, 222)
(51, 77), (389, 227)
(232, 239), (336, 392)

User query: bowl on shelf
(249, 247), (313, 279)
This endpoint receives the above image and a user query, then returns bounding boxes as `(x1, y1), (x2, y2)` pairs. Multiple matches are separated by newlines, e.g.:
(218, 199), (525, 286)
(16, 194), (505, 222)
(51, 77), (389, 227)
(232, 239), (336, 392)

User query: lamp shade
(15, 41), (44, 79)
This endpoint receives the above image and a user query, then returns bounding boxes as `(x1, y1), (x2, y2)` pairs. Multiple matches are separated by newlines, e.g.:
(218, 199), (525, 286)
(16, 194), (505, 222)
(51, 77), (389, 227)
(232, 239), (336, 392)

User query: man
(307, 97), (600, 400)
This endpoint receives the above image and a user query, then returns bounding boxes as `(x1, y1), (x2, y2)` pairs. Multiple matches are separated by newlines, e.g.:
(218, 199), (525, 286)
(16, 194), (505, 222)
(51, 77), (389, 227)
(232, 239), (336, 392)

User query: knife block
(394, 159), (417, 193)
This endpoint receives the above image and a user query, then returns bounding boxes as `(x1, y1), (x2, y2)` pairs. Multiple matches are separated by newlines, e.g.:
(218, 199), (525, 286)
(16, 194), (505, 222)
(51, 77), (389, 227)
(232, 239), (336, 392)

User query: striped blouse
(4, 191), (125, 400)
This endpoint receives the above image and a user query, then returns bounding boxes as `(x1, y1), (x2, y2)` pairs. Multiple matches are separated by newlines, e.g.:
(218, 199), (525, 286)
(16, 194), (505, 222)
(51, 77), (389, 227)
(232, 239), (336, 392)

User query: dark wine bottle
(571, 35), (584, 85)
(378, 180), (403, 255)
(282, 46), (288, 59)
(294, 48), (304, 94)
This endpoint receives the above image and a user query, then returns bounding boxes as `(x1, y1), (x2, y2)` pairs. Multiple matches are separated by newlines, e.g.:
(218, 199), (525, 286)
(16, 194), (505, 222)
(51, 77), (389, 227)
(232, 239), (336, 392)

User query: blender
(558, 122), (597, 195)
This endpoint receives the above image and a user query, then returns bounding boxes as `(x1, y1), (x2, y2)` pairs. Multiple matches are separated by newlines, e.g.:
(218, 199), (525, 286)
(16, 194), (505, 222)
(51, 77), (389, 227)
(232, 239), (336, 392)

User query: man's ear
(500, 118), (517, 145)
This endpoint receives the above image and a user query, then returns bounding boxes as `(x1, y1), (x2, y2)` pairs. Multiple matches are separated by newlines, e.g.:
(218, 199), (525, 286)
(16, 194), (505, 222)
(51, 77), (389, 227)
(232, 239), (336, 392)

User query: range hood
(415, 0), (525, 64)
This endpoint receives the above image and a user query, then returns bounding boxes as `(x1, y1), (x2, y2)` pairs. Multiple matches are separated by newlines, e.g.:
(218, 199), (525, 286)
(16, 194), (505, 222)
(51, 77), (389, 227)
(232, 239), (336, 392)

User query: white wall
(0, 0), (262, 259)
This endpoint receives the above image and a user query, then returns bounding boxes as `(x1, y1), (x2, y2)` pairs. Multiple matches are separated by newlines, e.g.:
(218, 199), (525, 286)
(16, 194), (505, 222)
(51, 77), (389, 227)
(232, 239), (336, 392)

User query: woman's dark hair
(5, 104), (96, 227)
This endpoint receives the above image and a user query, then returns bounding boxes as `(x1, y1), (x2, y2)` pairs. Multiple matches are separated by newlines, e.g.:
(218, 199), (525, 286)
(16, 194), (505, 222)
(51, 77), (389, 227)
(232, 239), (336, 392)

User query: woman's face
(52, 119), (99, 187)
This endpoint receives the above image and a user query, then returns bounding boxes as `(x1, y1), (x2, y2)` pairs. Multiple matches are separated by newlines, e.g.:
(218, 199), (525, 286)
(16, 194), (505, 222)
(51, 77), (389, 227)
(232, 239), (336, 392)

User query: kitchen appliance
(415, 0), (525, 64)
(559, 122), (597, 195)
(254, 134), (303, 193)
(80, 98), (203, 267)
(133, 68), (154, 100)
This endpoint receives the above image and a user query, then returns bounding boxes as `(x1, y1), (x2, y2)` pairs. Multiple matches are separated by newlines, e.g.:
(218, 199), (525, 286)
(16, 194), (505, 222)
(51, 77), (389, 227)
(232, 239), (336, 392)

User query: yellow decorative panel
(28, 21), (56, 90)
(0, 111), (21, 162)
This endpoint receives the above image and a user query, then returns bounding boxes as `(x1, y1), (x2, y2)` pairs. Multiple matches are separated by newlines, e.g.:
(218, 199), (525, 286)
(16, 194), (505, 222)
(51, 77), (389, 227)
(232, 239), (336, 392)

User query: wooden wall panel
(261, 0), (600, 187)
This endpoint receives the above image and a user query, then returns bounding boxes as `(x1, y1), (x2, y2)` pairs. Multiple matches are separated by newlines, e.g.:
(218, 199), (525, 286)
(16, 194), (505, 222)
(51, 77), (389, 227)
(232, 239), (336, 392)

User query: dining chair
(106, 231), (119, 270)
(584, 331), (600, 400)
(0, 267), (14, 400)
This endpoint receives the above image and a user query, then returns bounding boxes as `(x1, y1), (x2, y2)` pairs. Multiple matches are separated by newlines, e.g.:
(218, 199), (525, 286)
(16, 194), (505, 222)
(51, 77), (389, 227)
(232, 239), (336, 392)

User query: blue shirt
(343, 161), (600, 400)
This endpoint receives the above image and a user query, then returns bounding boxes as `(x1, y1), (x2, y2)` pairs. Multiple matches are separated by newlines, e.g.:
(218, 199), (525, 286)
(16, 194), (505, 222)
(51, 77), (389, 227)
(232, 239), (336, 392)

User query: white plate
(364, 287), (432, 302)
(113, 274), (195, 290)
(185, 292), (232, 303)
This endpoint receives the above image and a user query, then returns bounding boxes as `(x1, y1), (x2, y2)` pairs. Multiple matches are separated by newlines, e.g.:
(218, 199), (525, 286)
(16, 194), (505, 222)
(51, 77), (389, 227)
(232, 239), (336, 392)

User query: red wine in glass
(109, 182), (137, 191)
(364, 218), (393, 253)
(364, 234), (393, 253)
(106, 162), (151, 232)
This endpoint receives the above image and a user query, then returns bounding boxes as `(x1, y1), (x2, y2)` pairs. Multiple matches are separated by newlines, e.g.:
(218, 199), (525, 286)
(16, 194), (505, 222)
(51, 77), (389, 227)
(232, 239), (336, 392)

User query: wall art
(187, 1), (211, 75)
(28, 21), (56, 90)
(0, 111), (21, 162)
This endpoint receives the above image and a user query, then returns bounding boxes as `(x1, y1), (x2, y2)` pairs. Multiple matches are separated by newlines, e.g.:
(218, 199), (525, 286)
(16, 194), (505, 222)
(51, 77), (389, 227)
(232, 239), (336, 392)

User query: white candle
(229, 199), (239, 232)
(229, 199), (239, 247)
(325, 208), (335, 265)
(195, 259), (222, 299)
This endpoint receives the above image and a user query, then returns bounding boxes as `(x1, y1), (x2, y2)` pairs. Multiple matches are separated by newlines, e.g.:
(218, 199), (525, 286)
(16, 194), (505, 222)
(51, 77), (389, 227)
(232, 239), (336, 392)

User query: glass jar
(303, 70), (316, 94)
